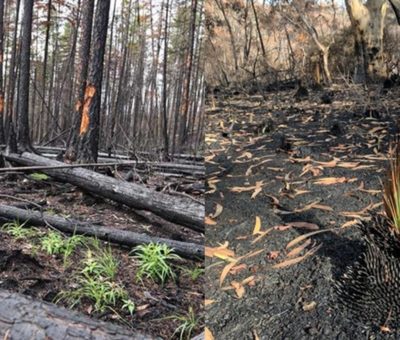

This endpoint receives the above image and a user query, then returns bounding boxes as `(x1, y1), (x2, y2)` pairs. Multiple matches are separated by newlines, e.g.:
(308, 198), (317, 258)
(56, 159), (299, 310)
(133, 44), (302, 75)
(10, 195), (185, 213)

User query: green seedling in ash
(40, 231), (86, 266)
(57, 240), (134, 315)
(81, 245), (119, 280)
(167, 307), (199, 340)
(180, 266), (204, 281)
(1, 220), (39, 240)
(132, 242), (181, 284)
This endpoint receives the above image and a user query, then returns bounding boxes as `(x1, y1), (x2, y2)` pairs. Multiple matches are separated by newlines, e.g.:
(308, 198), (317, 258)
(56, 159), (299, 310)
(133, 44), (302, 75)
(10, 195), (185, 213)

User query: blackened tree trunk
(5, 0), (20, 140)
(38, 0), (52, 141)
(162, 0), (170, 159)
(77, 0), (110, 163)
(179, 0), (197, 149)
(17, 0), (34, 150)
(65, 0), (95, 162)
(0, 0), (5, 144)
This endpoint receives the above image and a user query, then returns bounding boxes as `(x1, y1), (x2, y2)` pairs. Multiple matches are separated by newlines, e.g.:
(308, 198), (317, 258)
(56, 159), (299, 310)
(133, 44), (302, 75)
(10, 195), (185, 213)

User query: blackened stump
(335, 214), (400, 328)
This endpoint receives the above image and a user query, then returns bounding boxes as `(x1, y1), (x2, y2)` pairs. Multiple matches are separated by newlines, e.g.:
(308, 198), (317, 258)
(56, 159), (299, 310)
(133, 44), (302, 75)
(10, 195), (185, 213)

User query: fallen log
(3, 152), (204, 231)
(0, 145), (204, 163)
(0, 204), (204, 260)
(0, 289), (155, 340)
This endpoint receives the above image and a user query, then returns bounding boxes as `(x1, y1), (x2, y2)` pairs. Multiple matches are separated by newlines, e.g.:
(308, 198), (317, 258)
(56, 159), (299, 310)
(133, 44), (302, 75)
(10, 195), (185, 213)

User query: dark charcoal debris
(335, 214), (400, 329)
(320, 91), (334, 104)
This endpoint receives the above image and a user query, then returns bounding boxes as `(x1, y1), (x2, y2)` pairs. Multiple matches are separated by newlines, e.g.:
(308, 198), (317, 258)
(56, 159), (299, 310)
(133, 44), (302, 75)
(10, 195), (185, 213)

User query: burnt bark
(66, 0), (95, 162)
(0, 289), (154, 340)
(77, 0), (110, 163)
(0, 204), (204, 259)
(17, 0), (34, 150)
(0, 0), (4, 145)
(3, 152), (204, 231)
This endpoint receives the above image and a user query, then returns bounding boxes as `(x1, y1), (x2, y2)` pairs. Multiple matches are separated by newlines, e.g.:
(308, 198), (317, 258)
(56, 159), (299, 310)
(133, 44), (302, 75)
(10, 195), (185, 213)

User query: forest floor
(205, 83), (400, 339)
(0, 168), (204, 339)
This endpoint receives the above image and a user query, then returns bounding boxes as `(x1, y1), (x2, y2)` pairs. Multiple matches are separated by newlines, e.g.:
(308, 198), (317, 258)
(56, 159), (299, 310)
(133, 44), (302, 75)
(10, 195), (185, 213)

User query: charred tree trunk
(17, 0), (34, 150)
(0, 0), (4, 144)
(5, 0), (20, 139)
(65, 0), (95, 162)
(0, 289), (154, 340)
(0, 204), (204, 259)
(77, 0), (110, 163)
(3, 152), (204, 231)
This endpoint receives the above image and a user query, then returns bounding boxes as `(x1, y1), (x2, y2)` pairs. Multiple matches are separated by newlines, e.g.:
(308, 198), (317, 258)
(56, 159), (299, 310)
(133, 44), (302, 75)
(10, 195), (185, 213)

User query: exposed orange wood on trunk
(79, 85), (96, 136)
(0, 94), (4, 113)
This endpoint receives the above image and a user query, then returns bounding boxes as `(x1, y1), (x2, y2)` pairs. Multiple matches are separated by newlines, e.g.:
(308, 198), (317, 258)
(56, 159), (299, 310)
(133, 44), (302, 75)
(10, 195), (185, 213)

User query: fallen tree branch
(0, 204), (204, 260)
(2, 152), (204, 231)
(0, 289), (154, 339)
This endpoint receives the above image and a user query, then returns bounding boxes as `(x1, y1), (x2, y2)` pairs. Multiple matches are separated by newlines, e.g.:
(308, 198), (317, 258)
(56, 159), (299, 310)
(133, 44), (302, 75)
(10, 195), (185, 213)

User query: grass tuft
(383, 145), (400, 232)
(132, 243), (181, 284)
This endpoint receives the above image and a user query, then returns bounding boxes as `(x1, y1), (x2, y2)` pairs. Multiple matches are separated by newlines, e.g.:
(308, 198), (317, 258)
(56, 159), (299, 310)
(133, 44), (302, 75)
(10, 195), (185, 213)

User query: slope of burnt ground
(205, 84), (400, 339)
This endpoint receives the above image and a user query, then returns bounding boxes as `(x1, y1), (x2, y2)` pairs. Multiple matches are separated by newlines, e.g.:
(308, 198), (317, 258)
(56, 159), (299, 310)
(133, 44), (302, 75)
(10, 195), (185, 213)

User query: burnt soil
(0, 168), (204, 339)
(205, 84), (400, 339)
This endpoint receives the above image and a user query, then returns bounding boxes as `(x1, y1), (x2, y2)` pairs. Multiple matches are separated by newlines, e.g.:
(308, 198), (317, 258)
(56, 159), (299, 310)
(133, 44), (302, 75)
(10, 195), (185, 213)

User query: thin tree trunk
(77, 0), (111, 163)
(0, 0), (5, 144)
(17, 0), (34, 150)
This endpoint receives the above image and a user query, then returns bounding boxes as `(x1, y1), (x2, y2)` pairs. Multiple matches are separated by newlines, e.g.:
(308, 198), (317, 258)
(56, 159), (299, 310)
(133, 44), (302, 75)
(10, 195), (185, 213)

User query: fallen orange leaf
(220, 261), (238, 286)
(287, 239), (312, 258)
(205, 327), (214, 340)
(205, 299), (215, 306)
(286, 229), (333, 249)
(205, 216), (217, 225)
(273, 245), (321, 268)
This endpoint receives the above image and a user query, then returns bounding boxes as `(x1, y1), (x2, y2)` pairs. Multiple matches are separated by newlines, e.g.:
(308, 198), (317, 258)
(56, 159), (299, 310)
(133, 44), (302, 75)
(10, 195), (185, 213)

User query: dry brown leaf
(341, 219), (359, 228)
(314, 177), (351, 185)
(253, 216), (262, 235)
(251, 181), (264, 199)
(287, 239), (312, 258)
(239, 248), (265, 260)
(245, 159), (272, 176)
(237, 151), (253, 160)
(312, 204), (334, 211)
(241, 275), (256, 286)
(251, 227), (274, 244)
(205, 299), (215, 306)
(210, 203), (224, 219)
(302, 301), (317, 311)
(205, 327), (214, 340)
(273, 244), (321, 268)
(253, 331), (260, 340)
(286, 229), (332, 249)
(294, 201), (333, 212)
(230, 263), (247, 275)
(205, 216), (217, 225)
(314, 159), (338, 167)
(337, 162), (360, 168)
(267, 251), (280, 260)
(289, 222), (319, 230)
(231, 281), (245, 298)
(205, 243), (235, 259)
(220, 261), (238, 286)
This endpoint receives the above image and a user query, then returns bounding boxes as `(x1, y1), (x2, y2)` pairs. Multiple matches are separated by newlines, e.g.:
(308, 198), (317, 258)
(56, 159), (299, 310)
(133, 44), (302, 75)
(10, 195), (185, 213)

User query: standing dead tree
(345, 0), (400, 82)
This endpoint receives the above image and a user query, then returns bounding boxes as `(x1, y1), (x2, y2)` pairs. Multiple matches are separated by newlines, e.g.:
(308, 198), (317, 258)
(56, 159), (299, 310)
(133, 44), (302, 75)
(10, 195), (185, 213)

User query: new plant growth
(168, 307), (199, 340)
(132, 243), (181, 284)
(1, 220), (39, 240)
(40, 231), (86, 265)
(57, 240), (134, 315)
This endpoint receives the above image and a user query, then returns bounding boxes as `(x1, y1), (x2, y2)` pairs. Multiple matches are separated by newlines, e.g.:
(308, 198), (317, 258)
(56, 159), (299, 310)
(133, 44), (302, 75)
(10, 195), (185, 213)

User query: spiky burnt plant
(336, 147), (400, 329)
